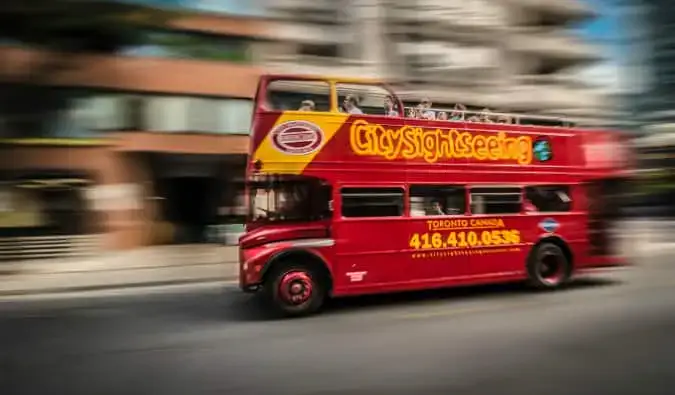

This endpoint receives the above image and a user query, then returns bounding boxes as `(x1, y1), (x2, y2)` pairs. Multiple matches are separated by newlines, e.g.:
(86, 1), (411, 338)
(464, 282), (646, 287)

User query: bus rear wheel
(265, 264), (325, 317)
(527, 242), (571, 290)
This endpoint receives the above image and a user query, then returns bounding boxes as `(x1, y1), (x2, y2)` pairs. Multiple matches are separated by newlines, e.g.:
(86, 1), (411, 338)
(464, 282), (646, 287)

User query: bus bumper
(238, 248), (267, 293)
(239, 262), (262, 293)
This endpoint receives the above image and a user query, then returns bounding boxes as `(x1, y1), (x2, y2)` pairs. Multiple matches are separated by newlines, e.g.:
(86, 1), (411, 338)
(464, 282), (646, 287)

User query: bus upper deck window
(266, 80), (330, 112)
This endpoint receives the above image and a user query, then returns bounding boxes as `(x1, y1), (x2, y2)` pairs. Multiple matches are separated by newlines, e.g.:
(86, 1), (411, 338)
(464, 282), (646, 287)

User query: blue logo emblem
(533, 138), (553, 162)
(539, 218), (560, 233)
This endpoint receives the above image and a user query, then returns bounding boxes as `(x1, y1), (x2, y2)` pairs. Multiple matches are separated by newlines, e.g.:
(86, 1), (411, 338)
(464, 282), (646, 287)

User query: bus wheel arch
(526, 237), (573, 290)
(261, 249), (333, 317)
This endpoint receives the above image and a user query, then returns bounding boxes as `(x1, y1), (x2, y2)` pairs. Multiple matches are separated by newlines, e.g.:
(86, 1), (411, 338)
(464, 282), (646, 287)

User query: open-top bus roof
(260, 74), (581, 127)
(261, 74), (385, 85)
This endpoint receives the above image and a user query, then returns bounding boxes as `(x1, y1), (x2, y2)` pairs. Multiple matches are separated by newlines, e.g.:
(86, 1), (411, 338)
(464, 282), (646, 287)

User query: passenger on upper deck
(343, 94), (364, 115)
(418, 98), (436, 120)
(479, 108), (494, 123)
(409, 105), (425, 119)
(437, 111), (448, 121)
(384, 95), (398, 117)
(416, 104), (426, 118)
(298, 100), (315, 112)
(496, 114), (512, 124)
(450, 104), (467, 121)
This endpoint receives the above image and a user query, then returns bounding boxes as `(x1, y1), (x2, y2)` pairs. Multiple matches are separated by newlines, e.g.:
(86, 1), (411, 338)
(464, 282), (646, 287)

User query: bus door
(518, 184), (584, 270)
(331, 186), (412, 290)
(587, 179), (624, 256)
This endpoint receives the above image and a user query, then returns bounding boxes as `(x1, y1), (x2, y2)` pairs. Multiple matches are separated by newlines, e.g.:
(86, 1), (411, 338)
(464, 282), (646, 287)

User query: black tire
(526, 242), (572, 290)
(263, 263), (326, 317)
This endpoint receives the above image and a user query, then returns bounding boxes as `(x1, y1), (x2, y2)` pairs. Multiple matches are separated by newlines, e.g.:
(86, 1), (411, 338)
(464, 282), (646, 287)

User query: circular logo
(533, 138), (553, 162)
(539, 218), (560, 233)
(270, 121), (324, 155)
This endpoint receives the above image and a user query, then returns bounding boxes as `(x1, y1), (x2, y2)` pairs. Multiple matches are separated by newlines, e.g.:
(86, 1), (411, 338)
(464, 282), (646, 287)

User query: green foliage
(138, 31), (250, 62)
(0, 0), (174, 52)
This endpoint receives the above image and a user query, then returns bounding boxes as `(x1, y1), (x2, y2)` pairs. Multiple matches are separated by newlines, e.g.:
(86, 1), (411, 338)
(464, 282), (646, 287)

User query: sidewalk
(616, 219), (675, 257)
(2, 219), (674, 298)
(0, 245), (239, 297)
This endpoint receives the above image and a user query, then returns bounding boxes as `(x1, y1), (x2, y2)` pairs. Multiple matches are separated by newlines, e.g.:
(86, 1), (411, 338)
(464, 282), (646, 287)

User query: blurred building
(0, 4), (274, 255)
(264, 0), (613, 125)
(628, 0), (675, 126)
(620, 1), (675, 167)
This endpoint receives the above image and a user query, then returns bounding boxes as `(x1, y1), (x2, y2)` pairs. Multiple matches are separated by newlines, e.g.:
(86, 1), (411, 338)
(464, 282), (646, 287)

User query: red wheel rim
(278, 271), (313, 305)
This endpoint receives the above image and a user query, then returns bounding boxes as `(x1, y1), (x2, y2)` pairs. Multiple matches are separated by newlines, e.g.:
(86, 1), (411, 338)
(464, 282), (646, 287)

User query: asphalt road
(2, 257), (675, 395)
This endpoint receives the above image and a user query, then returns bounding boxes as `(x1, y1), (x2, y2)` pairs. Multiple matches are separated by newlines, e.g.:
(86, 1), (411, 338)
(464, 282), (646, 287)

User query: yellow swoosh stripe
(252, 112), (349, 175)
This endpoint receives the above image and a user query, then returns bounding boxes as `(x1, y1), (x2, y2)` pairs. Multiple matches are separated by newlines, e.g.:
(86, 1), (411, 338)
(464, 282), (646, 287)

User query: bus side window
(266, 80), (331, 112)
(336, 83), (396, 117)
(409, 185), (466, 217)
(470, 187), (521, 214)
(525, 185), (572, 212)
(341, 187), (404, 218)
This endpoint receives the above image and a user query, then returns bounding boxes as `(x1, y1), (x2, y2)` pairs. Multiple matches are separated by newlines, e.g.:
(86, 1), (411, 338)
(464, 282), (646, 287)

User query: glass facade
(636, 1), (675, 120)
(2, 90), (254, 138)
(142, 96), (253, 133)
(113, 0), (267, 16)
(2, 30), (252, 63)
(120, 30), (251, 62)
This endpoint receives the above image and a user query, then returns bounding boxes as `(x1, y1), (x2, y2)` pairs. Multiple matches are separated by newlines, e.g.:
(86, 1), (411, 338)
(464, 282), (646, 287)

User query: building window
(218, 99), (253, 134)
(298, 44), (339, 58)
(409, 185), (466, 217)
(49, 93), (133, 138)
(121, 31), (251, 62)
(143, 96), (189, 132)
(525, 185), (572, 212)
(125, 95), (146, 130)
(1, 86), (254, 137)
(143, 96), (253, 134)
(470, 187), (522, 214)
(341, 187), (404, 218)
(75, 95), (131, 131)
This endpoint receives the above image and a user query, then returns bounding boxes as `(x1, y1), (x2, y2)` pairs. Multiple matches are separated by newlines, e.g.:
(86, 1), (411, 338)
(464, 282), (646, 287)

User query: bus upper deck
(248, 74), (631, 184)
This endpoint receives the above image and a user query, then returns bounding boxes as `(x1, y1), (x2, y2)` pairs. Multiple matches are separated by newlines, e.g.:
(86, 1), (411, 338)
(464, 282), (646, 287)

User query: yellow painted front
(252, 111), (349, 175)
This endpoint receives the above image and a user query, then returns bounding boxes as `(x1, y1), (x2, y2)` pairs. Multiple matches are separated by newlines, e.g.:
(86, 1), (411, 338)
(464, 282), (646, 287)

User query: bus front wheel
(526, 242), (572, 290)
(264, 264), (326, 317)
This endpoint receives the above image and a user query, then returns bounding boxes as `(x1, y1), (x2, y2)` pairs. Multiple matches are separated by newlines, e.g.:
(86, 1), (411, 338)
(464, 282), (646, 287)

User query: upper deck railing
(400, 106), (576, 127)
(260, 74), (585, 129)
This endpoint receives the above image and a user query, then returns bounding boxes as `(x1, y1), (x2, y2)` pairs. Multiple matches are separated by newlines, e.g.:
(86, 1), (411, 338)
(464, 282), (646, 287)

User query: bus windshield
(248, 176), (332, 223)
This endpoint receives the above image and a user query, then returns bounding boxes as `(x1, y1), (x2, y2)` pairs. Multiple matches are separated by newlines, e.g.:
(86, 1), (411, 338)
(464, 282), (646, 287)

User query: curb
(0, 276), (238, 298)
(3, 260), (240, 276)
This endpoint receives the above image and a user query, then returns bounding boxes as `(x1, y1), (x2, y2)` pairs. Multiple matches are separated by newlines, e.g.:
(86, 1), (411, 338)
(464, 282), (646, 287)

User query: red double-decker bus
(239, 75), (631, 316)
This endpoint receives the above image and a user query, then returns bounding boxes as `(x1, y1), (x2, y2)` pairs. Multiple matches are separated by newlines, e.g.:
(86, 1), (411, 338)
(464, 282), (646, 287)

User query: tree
(0, 0), (174, 138)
